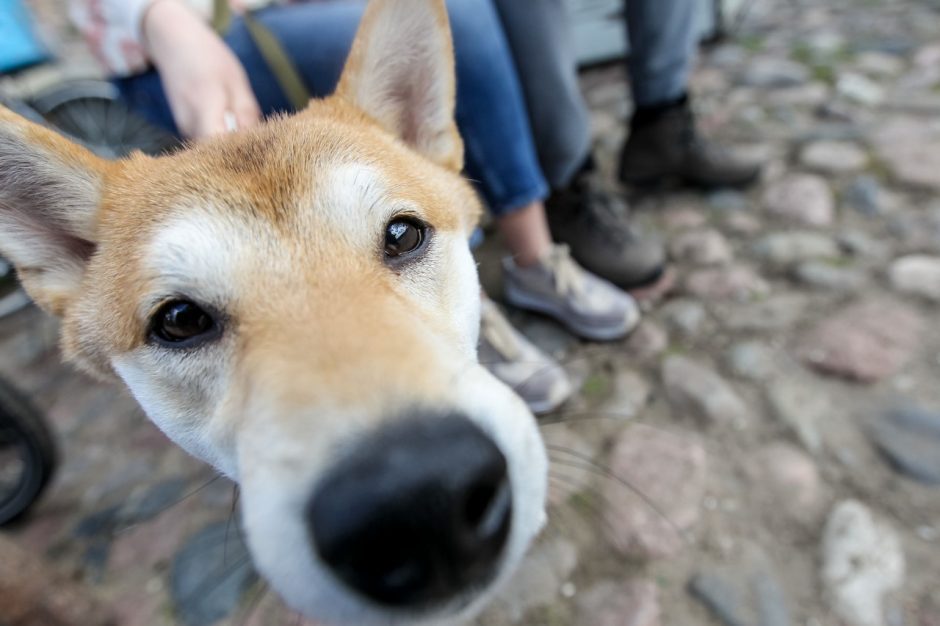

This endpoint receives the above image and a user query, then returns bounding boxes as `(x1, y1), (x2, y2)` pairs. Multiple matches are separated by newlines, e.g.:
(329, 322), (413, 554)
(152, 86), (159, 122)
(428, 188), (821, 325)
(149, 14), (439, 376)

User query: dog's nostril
(307, 414), (512, 609)
(463, 475), (511, 541)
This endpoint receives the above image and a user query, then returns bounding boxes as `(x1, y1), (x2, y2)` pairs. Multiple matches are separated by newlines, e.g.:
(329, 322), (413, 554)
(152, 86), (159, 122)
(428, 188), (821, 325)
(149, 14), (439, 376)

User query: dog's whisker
(546, 445), (688, 545)
(224, 484), (241, 567)
(547, 471), (623, 540)
(114, 473), (225, 536)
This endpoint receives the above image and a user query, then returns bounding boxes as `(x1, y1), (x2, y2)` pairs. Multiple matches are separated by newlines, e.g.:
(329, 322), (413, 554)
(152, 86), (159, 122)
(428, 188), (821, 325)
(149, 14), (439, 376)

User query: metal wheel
(0, 377), (56, 525)
(29, 79), (179, 158)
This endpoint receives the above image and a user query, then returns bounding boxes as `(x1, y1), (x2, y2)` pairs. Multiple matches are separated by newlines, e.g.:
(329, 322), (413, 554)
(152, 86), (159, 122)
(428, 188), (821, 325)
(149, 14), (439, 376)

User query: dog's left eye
(384, 218), (427, 259)
(150, 300), (219, 347)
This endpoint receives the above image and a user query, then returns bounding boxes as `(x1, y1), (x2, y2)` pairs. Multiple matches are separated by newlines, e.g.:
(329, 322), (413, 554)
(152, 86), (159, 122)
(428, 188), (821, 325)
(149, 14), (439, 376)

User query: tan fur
(0, 1), (545, 623)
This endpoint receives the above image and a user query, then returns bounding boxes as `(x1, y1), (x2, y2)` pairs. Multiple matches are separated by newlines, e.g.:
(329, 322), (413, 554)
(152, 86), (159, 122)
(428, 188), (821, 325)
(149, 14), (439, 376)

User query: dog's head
(0, 0), (547, 622)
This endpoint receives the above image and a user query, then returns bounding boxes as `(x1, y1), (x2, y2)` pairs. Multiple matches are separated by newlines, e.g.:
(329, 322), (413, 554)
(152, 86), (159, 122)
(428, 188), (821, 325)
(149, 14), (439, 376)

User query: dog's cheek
(112, 350), (238, 477)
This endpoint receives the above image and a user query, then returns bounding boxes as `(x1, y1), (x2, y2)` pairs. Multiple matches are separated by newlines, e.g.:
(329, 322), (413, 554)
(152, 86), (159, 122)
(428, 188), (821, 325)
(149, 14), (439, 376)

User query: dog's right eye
(150, 300), (220, 348)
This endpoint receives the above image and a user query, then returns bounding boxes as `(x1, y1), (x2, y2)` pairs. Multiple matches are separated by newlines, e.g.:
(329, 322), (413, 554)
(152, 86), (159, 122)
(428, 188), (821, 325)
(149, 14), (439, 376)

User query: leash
(212, 0), (312, 111)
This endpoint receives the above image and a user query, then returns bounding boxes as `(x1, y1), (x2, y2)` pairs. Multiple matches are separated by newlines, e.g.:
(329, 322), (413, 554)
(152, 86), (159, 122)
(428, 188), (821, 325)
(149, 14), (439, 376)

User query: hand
(142, 0), (261, 139)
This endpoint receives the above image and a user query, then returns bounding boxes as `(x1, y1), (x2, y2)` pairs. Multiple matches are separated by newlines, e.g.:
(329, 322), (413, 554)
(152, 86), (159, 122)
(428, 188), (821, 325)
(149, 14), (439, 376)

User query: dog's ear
(0, 106), (112, 315)
(336, 0), (463, 171)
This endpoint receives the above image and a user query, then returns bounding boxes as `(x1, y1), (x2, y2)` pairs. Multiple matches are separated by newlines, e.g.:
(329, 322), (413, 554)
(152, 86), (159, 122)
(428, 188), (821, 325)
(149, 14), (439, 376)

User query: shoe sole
(527, 382), (574, 416)
(504, 284), (639, 342)
(620, 171), (760, 191)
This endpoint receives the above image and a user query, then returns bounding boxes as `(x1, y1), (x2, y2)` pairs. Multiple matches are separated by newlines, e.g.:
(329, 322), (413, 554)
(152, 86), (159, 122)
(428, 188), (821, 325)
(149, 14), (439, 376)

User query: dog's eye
(150, 300), (219, 347)
(384, 218), (426, 258)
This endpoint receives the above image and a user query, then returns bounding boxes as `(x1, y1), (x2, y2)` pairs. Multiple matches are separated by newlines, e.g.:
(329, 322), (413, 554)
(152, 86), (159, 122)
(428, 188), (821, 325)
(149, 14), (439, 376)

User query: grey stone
(873, 117), (940, 191)
(868, 406), (940, 484)
(73, 505), (121, 539)
(838, 230), (891, 260)
(625, 321), (668, 360)
(170, 521), (259, 626)
(844, 175), (885, 216)
(855, 51), (907, 77)
(887, 207), (940, 253)
(739, 57), (810, 88)
(600, 368), (652, 419)
(707, 190), (749, 211)
(762, 174), (835, 226)
(689, 574), (744, 626)
(754, 232), (840, 269)
(766, 379), (829, 453)
(688, 548), (790, 626)
(576, 580), (661, 626)
(684, 265), (770, 301)
(487, 537), (578, 623)
(669, 229), (734, 266)
(662, 355), (749, 428)
(724, 341), (776, 381)
(837, 72), (885, 105)
(800, 141), (869, 173)
(719, 293), (809, 332)
(888, 254), (940, 301)
(662, 298), (708, 338)
(822, 500), (905, 626)
(513, 313), (578, 360)
(793, 261), (866, 292)
(121, 478), (188, 524)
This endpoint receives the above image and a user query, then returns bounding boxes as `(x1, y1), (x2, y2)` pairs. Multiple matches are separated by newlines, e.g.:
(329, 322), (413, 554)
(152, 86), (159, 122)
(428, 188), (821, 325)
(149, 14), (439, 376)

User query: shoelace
(575, 178), (635, 246)
(481, 301), (523, 361)
(544, 245), (586, 299)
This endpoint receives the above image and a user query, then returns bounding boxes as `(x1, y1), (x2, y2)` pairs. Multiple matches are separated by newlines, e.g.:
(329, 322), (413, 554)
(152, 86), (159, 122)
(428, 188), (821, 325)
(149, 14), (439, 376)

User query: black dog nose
(307, 414), (512, 608)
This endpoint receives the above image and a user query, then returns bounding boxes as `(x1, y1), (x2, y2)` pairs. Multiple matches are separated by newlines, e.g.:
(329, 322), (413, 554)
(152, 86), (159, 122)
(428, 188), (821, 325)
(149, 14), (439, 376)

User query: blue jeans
(116, 0), (547, 217)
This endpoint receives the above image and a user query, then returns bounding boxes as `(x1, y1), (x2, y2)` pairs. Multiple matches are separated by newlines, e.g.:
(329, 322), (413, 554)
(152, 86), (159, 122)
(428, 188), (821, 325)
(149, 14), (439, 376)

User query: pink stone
(576, 580), (661, 626)
(744, 443), (824, 524)
(797, 299), (924, 383)
(684, 265), (769, 300)
(602, 425), (707, 559)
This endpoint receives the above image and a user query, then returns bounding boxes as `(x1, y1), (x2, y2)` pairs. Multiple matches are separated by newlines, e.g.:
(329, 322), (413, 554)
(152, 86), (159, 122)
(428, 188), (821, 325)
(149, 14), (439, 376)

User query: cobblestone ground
(4, 0), (940, 624)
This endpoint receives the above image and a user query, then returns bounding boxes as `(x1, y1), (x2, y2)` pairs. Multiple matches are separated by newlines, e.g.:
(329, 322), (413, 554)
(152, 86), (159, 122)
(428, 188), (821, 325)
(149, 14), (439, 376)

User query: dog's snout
(307, 414), (512, 608)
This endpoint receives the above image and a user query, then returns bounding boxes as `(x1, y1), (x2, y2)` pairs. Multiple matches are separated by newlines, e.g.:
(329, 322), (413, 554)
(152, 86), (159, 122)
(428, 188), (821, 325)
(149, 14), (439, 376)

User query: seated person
(494, 0), (760, 286)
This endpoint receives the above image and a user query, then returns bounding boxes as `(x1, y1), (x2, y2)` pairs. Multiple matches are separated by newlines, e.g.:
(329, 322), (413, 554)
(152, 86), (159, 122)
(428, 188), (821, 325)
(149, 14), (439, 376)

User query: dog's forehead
(105, 105), (467, 237)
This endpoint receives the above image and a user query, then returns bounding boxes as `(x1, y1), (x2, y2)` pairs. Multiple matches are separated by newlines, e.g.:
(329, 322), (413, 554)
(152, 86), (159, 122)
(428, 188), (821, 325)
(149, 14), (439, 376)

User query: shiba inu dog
(0, 0), (548, 623)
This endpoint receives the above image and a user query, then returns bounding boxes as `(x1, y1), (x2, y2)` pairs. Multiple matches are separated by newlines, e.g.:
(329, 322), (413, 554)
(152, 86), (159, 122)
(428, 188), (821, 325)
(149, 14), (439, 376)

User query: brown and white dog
(0, 0), (548, 623)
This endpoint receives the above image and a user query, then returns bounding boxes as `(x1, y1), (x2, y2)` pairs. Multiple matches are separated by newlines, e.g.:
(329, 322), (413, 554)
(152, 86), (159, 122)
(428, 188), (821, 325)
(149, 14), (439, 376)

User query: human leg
(491, 0), (591, 190)
(619, 0), (760, 187)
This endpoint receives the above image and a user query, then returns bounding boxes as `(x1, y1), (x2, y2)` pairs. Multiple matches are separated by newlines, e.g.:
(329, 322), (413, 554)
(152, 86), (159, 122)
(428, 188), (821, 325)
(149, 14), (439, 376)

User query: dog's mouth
(307, 413), (513, 614)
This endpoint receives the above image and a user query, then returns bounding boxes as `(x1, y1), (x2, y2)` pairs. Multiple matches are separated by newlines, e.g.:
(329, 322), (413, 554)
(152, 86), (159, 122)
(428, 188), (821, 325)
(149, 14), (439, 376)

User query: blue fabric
(624, 0), (697, 107)
(115, 0), (547, 216)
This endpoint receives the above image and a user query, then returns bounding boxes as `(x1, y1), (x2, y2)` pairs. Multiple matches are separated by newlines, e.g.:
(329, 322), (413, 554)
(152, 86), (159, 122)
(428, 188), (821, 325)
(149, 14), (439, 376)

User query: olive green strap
(212, 0), (312, 111)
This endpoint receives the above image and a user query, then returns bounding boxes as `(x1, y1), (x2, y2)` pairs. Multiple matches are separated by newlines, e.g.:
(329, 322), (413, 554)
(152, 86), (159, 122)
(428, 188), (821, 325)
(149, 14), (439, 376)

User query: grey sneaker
(479, 298), (573, 415)
(503, 244), (640, 341)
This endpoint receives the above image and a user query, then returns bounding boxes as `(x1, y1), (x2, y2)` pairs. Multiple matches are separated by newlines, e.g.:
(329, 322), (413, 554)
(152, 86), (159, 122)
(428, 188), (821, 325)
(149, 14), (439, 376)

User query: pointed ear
(336, 0), (463, 171)
(0, 106), (111, 315)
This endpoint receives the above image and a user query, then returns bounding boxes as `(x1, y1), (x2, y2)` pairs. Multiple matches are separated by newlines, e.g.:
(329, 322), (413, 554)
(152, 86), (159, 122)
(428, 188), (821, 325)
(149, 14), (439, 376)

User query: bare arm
(142, 0), (261, 139)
